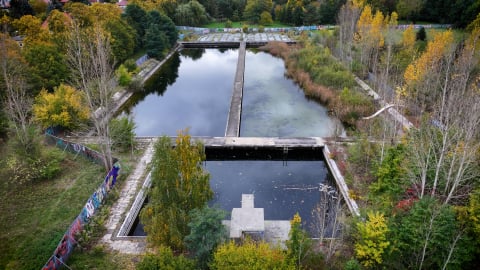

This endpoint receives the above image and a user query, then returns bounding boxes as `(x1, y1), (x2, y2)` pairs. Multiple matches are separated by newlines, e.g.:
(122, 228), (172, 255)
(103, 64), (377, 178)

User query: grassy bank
(259, 41), (375, 128)
(0, 143), (137, 269)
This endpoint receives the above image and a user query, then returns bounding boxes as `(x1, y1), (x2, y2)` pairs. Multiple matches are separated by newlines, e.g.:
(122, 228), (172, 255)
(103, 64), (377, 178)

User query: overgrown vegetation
(0, 144), (105, 269)
(260, 41), (375, 128)
(140, 130), (213, 251)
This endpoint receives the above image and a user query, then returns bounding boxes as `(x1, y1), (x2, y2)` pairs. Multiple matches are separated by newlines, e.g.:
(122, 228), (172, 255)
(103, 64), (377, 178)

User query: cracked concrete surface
(100, 139), (156, 254)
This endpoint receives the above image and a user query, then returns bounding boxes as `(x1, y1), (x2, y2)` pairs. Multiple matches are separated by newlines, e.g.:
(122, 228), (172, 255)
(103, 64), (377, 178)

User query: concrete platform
(223, 194), (291, 246)
(230, 194), (265, 238)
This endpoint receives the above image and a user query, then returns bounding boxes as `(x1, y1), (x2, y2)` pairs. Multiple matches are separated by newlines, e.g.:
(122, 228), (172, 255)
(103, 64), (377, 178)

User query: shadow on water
(180, 48), (206, 60)
(120, 51), (181, 115)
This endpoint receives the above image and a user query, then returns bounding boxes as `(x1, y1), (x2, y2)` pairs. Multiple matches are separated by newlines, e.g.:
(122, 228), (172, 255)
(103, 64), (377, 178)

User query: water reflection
(123, 49), (238, 136)
(241, 51), (343, 137)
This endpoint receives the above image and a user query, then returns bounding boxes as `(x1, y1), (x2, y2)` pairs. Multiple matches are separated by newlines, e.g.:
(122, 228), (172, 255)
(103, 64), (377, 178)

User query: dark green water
(125, 48), (342, 237)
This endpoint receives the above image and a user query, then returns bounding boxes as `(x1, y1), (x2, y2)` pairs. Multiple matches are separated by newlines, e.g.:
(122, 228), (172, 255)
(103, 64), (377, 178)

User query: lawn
(0, 143), (137, 270)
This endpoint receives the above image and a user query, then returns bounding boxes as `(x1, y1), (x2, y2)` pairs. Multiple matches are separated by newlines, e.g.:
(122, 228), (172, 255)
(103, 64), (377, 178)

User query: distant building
(12, 35), (24, 47)
(117, 0), (128, 9)
(0, 0), (10, 9)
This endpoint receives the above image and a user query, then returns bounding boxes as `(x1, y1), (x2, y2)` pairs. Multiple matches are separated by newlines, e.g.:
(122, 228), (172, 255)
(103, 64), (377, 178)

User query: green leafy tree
(9, 0), (35, 19)
(137, 246), (196, 270)
(23, 41), (69, 91)
(175, 0), (209, 27)
(64, 2), (93, 27)
(140, 130), (213, 251)
(30, 0), (48, 17)
(244, 0), (273, 24)
(145, 24), (169, 59)
(32, 84), (90, 130)
(287, 213), (324, 269)
(211, 240), (295, 270)
(184, 206), (227, 269)
(318, 0), (344, 24)
(389, 197), (475, 269)
(259, 11), (273, 25)
(147, 10), (177, 48)
(122, 4), (148, 50)
(303, 3), (318, 25)
(396, 0), (425, 23)
(105, 19), (136, 63)
(109, 115), (136, 153)
(370, 144), (408, 211)
(354, 211), (390, 268)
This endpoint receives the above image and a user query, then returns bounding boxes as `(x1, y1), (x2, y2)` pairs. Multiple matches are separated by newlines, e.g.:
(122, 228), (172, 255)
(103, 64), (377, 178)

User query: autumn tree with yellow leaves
(140, 130), (213, 251)
(402, 27), (480, 203)
(33, 84), (90, 130)
(354, 211), (390, 268)
(402, 30), (455, 110)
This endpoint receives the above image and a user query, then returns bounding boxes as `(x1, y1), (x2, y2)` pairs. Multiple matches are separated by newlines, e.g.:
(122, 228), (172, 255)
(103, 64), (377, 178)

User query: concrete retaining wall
(323, 145), (360, 217)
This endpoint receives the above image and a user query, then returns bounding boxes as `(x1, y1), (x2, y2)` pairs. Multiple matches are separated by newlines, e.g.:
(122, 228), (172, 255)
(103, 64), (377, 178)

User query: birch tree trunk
(0, 32), (34, 154)
(67, 22), (115, 171)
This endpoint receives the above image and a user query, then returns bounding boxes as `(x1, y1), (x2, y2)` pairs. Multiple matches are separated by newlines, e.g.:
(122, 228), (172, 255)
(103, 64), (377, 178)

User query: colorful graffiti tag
(42, 165), (119, 270)
(42, 134), (120, 269)
(44, 134), (106, 166)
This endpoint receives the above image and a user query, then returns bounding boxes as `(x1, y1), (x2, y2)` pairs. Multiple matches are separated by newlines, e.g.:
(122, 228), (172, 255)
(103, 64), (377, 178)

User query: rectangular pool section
(205, 146), (332, 236)
(129, 146), (337, 237)
(127, 49), (238, 136)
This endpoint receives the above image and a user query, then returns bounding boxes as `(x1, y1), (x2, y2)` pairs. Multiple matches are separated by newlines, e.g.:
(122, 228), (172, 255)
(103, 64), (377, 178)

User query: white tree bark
(0, 33), (33, 152)
(67, 23), (116, 171)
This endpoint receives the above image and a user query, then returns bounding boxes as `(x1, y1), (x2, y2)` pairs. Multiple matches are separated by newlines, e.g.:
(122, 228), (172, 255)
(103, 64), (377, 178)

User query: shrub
(335, 87), (375, 126)
(123, 59), (138, 73)
(354, 211), (390, 268)
(416, 27), (426, 41)
(345, 258), (361, 270)
(259, 11), (273, 25)
(6, 146), (64, 184)
(211, 240), (294, 269)
(116, 64), (132, 87)
(40, 148), (65, 179)
(110, 116), (136, 153)
(225, 20), (232, 28)
(137, 247), (195, 270)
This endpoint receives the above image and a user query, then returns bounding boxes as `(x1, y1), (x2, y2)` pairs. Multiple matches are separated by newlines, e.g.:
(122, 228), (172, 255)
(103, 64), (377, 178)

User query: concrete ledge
(354, 75), (414, 131)
(225, 42), (246, 137)
(323, 145), (360, 216)
(116, 172), (151, 237)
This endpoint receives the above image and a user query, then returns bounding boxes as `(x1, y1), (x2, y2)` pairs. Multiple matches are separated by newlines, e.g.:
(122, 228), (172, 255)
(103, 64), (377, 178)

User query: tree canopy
(140, 131), (213, 251)
(32, 84), (89, 130)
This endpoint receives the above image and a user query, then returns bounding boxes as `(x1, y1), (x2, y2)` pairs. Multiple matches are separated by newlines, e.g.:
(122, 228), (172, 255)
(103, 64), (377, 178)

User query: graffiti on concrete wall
(44, 134), (105, 166)
(42, 163), (120, 270)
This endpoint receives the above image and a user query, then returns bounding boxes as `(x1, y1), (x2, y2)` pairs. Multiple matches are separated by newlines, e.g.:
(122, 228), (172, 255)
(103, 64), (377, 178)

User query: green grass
(0, 143), (131, 270)
(68, 246), (139, 270)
